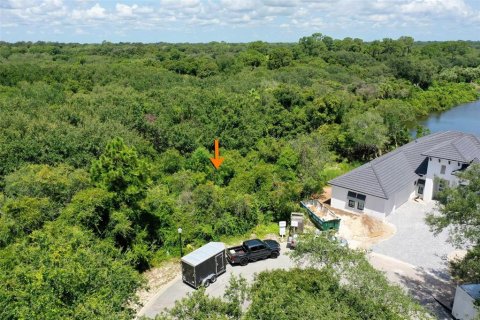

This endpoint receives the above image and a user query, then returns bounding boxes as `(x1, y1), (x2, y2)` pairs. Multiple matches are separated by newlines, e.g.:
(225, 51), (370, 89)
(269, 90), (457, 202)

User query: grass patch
(321, 161), (359, 181)
(219, 222), (279, 246)
(150, 222), (279, 267)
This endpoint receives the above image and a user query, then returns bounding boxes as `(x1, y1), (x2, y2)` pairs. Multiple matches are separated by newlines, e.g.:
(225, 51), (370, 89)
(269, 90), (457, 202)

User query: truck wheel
(270, 251), (279, 259)
(204, 280), (210, 288)
(210, 275), (217, 283)
(240, 258), (249, 266)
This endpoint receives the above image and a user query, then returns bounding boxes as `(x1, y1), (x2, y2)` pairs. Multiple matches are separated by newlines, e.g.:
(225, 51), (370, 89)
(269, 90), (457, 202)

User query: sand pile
(310, 187), (396, 249)
(320, 206), (396, 249)
(339, 212), (395, 249)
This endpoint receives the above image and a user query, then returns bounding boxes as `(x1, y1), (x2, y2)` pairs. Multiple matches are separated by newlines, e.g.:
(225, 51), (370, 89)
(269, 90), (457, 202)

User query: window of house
(347, 191), (366, 210)
(448, 161), (451, 165)
(417, 179), (425, 195)
(357, 201), (364, 210)
(438, 159), (441, 163)
(348, 200), (355, 208)
(418, 185), (424, 194)
(356, 194), (366, 211)
(440, 165), (446, 174)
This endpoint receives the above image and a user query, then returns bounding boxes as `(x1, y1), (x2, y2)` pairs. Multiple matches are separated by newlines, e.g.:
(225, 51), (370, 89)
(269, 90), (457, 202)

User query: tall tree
(426, 164), (480, 283)
(267, 47), (293, 69)
(346, 110), (389, 159)
(90, 137), (151, 206)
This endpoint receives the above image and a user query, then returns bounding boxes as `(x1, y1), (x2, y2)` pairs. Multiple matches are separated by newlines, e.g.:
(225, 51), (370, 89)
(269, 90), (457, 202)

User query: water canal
(418, 99), (480, 136)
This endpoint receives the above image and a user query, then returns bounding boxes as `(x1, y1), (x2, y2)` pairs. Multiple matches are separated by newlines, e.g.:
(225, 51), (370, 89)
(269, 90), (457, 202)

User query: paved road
(140, 203), (461, 319)
(139, 236), (455, 319)
(373, 200), (457, 278)
(139, 242), (294, 318)
(369, 252), (454, 320)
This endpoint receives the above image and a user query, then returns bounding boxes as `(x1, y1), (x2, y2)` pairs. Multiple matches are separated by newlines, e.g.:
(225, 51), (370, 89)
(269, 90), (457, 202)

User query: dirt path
(136, 261), (181, 312)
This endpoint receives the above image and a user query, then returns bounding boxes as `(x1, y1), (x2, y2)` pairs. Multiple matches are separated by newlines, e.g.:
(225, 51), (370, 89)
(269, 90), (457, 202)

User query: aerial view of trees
(0, 35), (479, 318)
(426, 164), (480, 284)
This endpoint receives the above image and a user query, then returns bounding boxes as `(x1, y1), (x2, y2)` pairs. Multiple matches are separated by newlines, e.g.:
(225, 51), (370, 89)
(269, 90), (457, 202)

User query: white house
(452, 284), (480, 320)
(329, 131), (480, 219)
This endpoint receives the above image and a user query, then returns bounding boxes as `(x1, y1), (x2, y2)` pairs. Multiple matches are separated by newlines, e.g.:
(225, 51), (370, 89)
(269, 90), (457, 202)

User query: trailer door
(182, 262), (196, 287)
(215, 252), (224, 274)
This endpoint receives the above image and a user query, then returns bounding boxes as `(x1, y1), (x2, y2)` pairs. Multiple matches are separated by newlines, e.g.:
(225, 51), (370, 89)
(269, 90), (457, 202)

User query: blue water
(419, 99), (480, 136)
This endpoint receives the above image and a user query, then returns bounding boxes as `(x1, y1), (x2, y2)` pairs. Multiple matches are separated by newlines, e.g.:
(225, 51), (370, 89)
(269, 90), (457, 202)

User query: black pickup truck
(226, 239), (280, 266)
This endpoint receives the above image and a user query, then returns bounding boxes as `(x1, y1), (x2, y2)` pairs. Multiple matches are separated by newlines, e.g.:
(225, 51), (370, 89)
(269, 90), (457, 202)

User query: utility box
(452, 284), (480, 320)
(290, 212), (305, 233)
(181, 242), (226, 289)
(279, 221), (286, 237)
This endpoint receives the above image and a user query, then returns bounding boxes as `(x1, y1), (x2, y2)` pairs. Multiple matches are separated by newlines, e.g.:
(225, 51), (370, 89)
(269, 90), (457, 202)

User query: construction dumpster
(300, 200), (341, 231)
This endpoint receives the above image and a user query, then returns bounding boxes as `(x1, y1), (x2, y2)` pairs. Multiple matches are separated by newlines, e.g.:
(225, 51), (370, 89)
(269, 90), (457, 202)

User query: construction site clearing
(310, 187), (396, 250)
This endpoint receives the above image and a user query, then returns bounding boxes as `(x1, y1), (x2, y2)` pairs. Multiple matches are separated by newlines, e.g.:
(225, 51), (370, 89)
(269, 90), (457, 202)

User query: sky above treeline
(1, 0), (480, 43)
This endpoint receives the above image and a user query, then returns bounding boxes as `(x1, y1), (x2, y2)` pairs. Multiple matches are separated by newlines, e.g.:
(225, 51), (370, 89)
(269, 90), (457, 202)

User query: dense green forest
(1, 34), (479, 318)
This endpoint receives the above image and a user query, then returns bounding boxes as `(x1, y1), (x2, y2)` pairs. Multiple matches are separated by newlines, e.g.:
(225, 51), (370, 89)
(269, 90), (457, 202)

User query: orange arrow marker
(210, 139), (224, 169)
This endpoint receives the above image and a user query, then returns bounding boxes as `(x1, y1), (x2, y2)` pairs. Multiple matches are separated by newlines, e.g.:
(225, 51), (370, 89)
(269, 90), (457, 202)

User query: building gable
(329, 131), (480, 201)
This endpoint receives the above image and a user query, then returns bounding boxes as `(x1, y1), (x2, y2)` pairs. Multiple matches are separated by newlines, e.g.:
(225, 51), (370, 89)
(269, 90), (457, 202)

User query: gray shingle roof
(329, 131), (480, 199)
(422, 134), (480, 162)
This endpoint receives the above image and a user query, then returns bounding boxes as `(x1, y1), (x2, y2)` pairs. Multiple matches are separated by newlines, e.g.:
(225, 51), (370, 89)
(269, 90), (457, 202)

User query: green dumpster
(300, 200), (341, 231)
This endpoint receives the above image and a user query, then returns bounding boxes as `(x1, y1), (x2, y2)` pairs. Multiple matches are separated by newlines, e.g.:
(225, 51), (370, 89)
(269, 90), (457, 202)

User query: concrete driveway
(138, 242), (294, 318)
(373, 200), (457, 277)
(372, 200), (461, 319)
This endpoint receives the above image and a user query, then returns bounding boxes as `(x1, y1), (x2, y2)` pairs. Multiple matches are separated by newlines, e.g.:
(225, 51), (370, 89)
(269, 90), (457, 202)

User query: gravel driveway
(371, 200), (463, 319)
(372, 200), (457, 277)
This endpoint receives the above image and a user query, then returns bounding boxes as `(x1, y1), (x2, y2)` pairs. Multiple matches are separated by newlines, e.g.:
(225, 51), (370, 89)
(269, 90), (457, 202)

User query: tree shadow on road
(395, 266), (455, 320)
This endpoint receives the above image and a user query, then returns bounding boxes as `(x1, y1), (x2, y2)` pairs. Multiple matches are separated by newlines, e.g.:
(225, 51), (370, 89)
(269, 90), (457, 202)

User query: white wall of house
(423, 157), (464, 201)
(364, 195), (388, 219)
(331, 185), (387, 219)
(384, 197), (395, 216)
(330, 185), (346, 209)
(394, 182), (416, 208)
(452, 285), (479, 320)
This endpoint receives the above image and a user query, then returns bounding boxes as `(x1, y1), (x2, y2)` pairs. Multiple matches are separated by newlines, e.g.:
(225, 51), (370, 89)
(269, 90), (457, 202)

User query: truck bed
(228, 246), (245, 255)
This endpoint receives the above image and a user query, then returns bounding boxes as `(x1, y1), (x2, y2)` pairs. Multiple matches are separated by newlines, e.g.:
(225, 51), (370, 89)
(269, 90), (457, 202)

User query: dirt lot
(136, 261), (180, 311)
(312, 187), (396, 249)
(335, 209), (396, 249)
